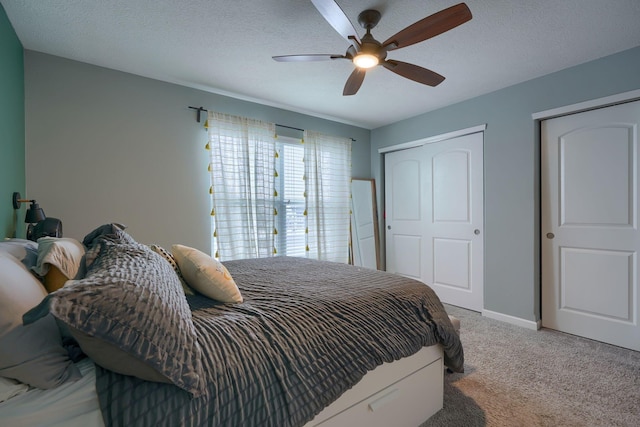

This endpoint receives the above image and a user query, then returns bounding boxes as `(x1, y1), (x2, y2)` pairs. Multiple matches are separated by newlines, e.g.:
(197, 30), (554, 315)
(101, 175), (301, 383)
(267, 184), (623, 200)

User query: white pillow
(31, 237), (85, 279)
(0, 239), (38, 268)
(171, 244), (243, 303)
(0, 253), (81, 388)
(0, 376), (28, 403)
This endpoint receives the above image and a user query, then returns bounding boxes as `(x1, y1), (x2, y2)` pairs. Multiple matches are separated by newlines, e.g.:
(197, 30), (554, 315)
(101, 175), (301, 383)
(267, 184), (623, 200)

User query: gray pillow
(81, 223), (130, 247)
(25, 233), (205, 397)
(0, 253), (81, 388)
(77, 224), (133, 276)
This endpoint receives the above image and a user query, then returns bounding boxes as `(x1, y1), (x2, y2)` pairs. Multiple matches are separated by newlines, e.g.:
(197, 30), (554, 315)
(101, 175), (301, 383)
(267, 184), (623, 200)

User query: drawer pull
(367, 388), (400, 412)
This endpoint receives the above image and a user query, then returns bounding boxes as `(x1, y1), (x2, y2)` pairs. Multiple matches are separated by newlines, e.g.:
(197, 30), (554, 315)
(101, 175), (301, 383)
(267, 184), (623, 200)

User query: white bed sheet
(0, 358), (104, 427)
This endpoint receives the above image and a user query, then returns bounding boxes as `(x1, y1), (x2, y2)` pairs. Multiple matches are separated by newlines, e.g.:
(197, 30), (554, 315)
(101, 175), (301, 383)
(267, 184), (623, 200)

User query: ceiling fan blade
(382, 3), (472, 51)
(343, 68), (366, 96)
(383, 60), (445, 86)
(311, 0), (361, 47)
(272, 54), (345, 62)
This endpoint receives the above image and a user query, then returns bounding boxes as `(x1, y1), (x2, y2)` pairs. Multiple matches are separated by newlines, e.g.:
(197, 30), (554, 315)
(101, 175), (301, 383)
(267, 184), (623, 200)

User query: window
(207, 111), (351, 262)
(274, 137), (306, 257)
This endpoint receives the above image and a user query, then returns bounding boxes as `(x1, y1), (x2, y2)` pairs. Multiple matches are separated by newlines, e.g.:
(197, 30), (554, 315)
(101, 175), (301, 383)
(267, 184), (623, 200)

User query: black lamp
(12, 192), (62, 241)
(12, 192), (46, 223)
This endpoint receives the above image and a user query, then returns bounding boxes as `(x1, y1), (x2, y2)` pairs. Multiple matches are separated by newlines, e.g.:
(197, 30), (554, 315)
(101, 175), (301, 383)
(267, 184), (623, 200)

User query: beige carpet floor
(421, 305), (640, 427)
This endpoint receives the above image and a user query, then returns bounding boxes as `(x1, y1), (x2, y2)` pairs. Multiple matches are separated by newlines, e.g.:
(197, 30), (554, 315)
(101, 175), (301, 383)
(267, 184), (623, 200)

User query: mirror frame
(350, 178), (381, 269)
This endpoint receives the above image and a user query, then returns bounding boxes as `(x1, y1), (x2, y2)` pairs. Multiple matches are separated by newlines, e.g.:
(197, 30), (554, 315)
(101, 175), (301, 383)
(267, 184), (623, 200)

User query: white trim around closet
(532, 89), (640, 121)
(378, 124), (487, 154)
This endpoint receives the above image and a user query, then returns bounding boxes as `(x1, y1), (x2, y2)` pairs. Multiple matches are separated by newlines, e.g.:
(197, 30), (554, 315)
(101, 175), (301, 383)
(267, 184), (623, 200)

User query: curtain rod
(188, 106), (356, 141)
(188, 106), (302, 131)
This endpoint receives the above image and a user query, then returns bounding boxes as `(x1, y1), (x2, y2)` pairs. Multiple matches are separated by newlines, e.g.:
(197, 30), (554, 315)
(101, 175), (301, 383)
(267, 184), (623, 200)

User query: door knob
(546, 233), (555, 239)
(387, 225), (391, 230)
(474, 229), (480, 235)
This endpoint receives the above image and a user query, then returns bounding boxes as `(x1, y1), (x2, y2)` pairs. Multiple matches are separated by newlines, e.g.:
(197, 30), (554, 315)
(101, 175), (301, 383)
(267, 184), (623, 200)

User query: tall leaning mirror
(351, 178), (380, 270)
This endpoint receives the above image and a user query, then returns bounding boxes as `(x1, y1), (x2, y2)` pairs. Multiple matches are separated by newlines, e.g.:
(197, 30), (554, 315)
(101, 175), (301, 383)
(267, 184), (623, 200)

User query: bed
(0, 224), (464, 427)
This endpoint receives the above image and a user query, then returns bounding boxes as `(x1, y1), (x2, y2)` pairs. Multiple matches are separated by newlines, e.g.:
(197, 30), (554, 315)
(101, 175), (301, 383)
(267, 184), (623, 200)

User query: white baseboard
(482, 309), (541, 330)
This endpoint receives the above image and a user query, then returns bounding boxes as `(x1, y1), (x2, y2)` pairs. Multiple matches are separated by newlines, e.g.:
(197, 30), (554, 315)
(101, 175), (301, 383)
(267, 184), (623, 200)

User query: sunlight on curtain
(207, 111), (276, 261)
(303, 130), (352, 263)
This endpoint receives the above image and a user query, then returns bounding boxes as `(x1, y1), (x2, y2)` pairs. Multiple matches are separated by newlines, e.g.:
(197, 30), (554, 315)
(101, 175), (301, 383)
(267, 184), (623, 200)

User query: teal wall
(371, 46), (640, 323)
(0, 4), (24, 238)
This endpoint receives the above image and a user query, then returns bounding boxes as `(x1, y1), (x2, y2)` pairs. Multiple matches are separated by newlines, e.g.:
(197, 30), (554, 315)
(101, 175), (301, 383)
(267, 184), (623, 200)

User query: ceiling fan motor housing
(359, 33), (385, 60)
(358, 9), (381, 29)
(356, 10), (385, 62)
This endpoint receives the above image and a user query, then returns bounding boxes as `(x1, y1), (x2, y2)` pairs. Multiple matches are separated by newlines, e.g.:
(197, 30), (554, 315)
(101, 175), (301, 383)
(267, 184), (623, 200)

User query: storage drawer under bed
(306, 345), (444, 427)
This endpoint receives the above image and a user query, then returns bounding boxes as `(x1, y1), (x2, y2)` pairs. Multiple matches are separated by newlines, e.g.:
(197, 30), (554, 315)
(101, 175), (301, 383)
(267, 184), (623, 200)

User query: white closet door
(541, 100), (640, 351)
(423, 132), (484, 312)
(385, 132), (484, 311)
(385, 147), (427, 281)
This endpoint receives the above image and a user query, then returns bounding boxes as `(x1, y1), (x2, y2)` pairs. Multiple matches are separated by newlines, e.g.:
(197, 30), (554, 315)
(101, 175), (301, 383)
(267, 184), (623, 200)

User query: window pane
(276, 140), (306, 256)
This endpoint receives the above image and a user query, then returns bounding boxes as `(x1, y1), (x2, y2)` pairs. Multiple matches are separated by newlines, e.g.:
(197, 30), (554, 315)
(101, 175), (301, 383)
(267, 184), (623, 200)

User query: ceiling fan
(272, 0), (472, 96)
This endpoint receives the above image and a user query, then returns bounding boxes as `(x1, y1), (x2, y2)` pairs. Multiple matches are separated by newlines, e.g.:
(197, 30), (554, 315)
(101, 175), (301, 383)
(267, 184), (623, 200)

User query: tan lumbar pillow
(171, 244), (242, 303)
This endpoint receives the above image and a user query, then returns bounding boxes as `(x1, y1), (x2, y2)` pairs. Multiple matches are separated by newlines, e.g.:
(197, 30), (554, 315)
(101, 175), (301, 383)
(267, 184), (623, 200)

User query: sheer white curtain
(303, 130), (352, 263)
(207, 111), (276, 261)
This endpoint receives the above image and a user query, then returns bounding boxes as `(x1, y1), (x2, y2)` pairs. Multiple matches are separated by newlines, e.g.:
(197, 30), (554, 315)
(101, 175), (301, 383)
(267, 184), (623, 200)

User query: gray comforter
(96, 256), (464, 427)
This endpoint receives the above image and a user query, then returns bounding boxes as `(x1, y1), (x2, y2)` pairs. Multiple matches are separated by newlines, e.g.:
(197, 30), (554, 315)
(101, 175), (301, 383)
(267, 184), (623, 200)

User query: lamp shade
(25, 202), (46, 223)
(353, 53), (379, 69)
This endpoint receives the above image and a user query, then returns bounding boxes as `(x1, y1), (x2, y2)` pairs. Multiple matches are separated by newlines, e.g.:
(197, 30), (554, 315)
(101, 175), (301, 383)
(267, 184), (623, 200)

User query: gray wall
(24, 51), (371, 252)
(22, 45), (640, 324)
(371, 46), (640, 323)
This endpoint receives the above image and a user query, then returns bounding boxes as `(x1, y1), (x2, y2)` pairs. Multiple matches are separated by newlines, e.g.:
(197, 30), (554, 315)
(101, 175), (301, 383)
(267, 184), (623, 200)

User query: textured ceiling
(3, 0), (640, 129)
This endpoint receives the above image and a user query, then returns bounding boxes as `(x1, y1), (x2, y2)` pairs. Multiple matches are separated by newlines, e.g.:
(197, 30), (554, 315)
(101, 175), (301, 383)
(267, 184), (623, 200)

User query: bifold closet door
(385, 132), (484, 311)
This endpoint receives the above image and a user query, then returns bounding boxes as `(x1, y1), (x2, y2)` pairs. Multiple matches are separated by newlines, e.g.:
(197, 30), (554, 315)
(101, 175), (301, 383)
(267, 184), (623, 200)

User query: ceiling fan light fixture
(353, 53), (378, 69)
(273, 1), (472, 95)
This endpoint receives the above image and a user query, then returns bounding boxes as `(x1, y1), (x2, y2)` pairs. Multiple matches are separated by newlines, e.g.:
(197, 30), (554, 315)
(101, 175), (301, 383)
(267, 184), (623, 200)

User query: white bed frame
(1, 345), (444, 427)
(3, 317), (458, 427)
(304, 344), (444, 427)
